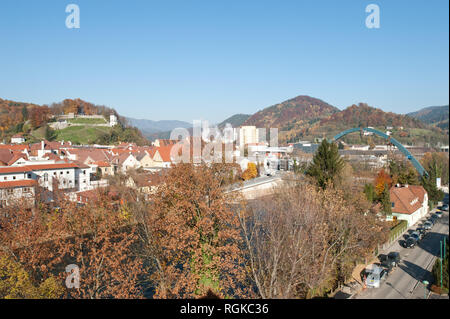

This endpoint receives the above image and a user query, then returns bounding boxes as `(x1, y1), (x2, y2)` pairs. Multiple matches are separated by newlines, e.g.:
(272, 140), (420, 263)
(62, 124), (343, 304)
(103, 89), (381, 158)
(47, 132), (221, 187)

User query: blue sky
(0, 0), (448, 123)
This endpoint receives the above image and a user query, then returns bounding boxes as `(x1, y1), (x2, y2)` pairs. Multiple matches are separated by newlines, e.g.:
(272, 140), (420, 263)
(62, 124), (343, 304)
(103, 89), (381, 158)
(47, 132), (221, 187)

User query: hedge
(389, 220), (408, 243)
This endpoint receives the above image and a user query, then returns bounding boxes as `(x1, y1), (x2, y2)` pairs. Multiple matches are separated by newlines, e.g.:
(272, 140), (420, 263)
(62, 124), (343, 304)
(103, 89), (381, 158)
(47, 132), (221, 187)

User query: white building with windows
(0, 162), (92, 207)
(390, 184), (428, 226)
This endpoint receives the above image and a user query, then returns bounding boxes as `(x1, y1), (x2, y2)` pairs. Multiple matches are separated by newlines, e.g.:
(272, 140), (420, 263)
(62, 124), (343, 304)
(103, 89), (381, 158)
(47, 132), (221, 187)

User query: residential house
(136, 150), (156, 169)
(0, 179), (37, 208)
(152, 146), (173, 168)
(115, 153), (141, 172)
(11, 134), (25, 144)
(390, 184), (428, 226)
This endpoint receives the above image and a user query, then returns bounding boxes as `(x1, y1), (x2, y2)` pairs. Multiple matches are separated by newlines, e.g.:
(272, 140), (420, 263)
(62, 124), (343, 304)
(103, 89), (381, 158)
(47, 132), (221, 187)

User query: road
(226, 172), (283, 193)
(356, 193), (449, 299)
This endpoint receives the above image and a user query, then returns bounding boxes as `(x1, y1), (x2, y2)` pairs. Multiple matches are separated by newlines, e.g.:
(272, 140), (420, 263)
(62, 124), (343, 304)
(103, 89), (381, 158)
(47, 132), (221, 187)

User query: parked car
(415, 227), (425, 239)
(416, 226), (425, 234)
(410, 232), (420, 242)
(424, 221), (433, 230)
(442, 204), (448, 212)
(435, 211), (443, 218)
(380, 252), (401, 270)
(365, 264), (388, 288)
(402, 237), (416, 248)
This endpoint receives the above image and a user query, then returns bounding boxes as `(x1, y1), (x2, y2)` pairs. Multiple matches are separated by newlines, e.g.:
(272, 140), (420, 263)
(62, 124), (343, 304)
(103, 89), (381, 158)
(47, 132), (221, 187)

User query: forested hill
(242, 95), (339, 129)
(0, 98), (148, 145)
(407, 105), (449, 131)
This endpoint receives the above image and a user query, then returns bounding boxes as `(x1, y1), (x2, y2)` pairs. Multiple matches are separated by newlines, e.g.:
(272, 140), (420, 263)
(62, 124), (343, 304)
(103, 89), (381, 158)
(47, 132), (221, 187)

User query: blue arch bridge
(332, 127), (428, 177)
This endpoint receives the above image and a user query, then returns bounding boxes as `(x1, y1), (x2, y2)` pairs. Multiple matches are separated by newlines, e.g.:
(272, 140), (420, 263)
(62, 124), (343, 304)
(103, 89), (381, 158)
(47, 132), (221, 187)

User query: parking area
(353, 195), (449, 299)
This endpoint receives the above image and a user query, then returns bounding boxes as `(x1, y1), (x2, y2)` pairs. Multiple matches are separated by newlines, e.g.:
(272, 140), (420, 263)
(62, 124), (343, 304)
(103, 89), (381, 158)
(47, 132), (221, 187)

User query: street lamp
(422, 280), (429, 299)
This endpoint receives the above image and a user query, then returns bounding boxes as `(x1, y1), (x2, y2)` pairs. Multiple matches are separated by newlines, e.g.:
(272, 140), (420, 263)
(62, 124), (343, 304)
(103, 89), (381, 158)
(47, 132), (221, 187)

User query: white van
(365, 264), (387, 288)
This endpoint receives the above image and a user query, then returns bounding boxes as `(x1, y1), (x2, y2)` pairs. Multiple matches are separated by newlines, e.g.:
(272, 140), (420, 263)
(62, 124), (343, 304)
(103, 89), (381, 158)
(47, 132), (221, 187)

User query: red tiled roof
(0, 163), (85, 174)
(0, 166), (32, 173)
(94, 161), (110, 167)
(408, 185), (427, 204)
(0, 144), (29, 151)
(390, 185), (426, 215)
(25, 163), (80, 171)
(7, 153), (27, 166)
(0, 179), (37, 189)
(0, 149), (13, 165)
(155, 145), (173, 162)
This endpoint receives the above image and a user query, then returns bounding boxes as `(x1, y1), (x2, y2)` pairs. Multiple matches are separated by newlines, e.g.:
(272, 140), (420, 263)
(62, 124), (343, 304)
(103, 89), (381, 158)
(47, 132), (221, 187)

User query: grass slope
(53, 125), (112, 144)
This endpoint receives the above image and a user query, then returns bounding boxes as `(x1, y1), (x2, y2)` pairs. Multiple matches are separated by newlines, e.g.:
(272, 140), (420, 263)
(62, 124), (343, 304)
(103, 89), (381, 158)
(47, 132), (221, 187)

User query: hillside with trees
(218, 113), (251, 129)
(242, 95), (339, 133)
(237, 96), (447, 146)
(280, 102), (447, 146)
(407, 105), (449, 125)
(407, 105), (449, 133)
(0, 97), (148, 145)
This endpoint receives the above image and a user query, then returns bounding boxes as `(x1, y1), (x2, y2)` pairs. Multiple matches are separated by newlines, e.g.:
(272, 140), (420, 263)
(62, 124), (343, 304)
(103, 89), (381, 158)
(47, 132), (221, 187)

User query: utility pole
(423, 280), (429, 299)
(440, 241), (443, 290)
(444, 239), (446, 259)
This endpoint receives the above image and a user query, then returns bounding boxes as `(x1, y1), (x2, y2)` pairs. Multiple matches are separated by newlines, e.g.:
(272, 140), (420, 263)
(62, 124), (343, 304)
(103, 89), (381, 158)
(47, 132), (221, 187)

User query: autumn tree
(51, 195), (144, 299)
(0, 192), (144, 299)
(0, 255), (64, 299)
(306, 139), (344, 189)
(238, 180), (387, 298)
(29, 106), (50, 128)
(135, 163), (248, 298)
(374, 169), (392, 196)
(241, 162), (258, 180)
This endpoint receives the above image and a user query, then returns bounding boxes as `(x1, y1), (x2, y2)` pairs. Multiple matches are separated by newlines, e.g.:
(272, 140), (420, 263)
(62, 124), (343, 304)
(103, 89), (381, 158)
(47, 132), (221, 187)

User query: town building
(390, 184), (428, 226)
(11, 134), (25, 144)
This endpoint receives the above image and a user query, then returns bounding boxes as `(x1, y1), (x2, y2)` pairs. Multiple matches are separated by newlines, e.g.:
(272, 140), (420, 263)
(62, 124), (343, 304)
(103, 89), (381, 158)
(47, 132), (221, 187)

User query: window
(13, 176), (16, 180)
(391, 202), (395, 207)
(27, 174), (31, 178)
(7, 189), (14, 196)
(23, 187), (31, 193)
(60, 171), (63, 175)
(3, 177), (6, 180)
(66, 171), (70, 174)
(53, 172), (56, 176)
(83, 170), (86, 175)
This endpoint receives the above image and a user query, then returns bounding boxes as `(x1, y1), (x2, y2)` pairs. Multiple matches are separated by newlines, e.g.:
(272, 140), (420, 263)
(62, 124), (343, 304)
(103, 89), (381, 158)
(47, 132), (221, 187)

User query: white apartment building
(0, 162), (92, 197)
(238, 126), (259, 147)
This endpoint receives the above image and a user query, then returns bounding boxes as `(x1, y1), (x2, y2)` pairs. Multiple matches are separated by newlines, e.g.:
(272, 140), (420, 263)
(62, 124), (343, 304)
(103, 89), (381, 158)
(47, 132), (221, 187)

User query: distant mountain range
(222, 95), (448, 145)
(406, 105), (449, 131)
(125, 117), (191, 136)
(218, 114), (251, 129)
(2, 96), (448, 146)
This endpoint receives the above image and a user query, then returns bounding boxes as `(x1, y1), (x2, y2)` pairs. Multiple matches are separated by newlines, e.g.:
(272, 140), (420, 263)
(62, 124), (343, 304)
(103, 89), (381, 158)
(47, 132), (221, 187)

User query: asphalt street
(356, 194), (449, 299)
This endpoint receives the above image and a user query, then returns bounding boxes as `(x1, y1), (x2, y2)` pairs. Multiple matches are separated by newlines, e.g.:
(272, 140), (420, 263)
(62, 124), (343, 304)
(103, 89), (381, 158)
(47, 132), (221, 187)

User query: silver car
(423, 221), (433, 230)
